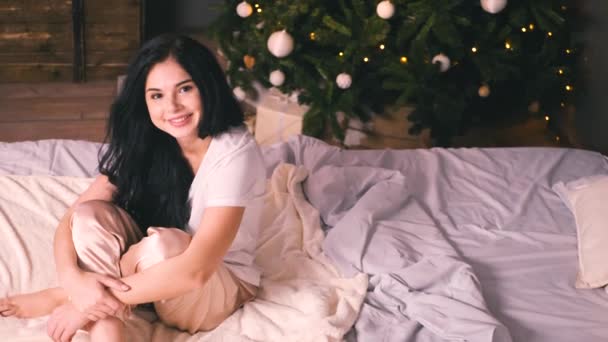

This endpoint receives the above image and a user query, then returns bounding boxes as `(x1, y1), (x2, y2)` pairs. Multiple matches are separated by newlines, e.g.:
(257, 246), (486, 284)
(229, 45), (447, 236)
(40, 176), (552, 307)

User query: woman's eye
(150, 93), (162, 100)
(179, 85), (193, 93)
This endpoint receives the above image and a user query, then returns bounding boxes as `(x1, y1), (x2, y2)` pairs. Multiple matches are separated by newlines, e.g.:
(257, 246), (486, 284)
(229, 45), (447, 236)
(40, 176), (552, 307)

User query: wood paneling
(0, 119), (108, 142)
(2, 97), (112, 121)
(0, 0), (71, 23)
(86, 24), (140, 51)
(86, 66), (130, 81)
(84, 0), (140, 80)
(0, 81), (114, 142)
(0, 82), (115, 98)
(0, 0), (140, 82)
(0, 23), (72, 53)
(86, 0), (139, 23)
(0, 64), (72, 82)
(0, 51), (133, 64)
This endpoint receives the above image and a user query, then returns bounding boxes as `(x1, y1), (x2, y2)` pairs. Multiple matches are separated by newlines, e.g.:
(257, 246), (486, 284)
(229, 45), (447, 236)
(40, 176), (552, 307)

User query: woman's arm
(110, 206), (245, 304)
(54, 210), (82, 285)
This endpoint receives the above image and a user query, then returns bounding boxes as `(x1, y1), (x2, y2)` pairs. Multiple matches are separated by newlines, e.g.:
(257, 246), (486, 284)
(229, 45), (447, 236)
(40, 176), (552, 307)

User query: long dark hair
(99, 34), (244, 232)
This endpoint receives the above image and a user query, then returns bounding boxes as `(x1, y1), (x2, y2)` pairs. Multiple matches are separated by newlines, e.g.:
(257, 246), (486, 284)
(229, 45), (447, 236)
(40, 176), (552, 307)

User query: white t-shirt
(186, 126), (266, 286)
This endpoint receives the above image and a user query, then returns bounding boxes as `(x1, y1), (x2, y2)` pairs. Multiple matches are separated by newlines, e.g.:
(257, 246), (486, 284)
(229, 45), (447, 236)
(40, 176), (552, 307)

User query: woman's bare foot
(0, 288), (66, 318)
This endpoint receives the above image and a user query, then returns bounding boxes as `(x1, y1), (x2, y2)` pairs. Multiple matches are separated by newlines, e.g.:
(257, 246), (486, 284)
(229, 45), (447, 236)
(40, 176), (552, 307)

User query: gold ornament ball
(243, 55), (256, 69)
(478, 84), (491, 98)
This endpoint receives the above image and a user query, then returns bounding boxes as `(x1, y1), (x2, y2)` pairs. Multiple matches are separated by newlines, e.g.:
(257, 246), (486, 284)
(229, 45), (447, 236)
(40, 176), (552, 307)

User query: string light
(471, 47), (478, 53)
(529, 23), (535, 30)
(505, 41), (512, 50)
(560, 102), (565, 107)
(257, 8), (262, 13)
(565, 49), (572, 54)
(400, 56), (408, 64)
(565, 84), (573, 91)
(558, 69), (564, 75)
(309, 32), (316, 41)
(379, 44), (385, 50)
(521, 27), (527, 33)
(556, 136), (561, 142)
(561, 5), (567, 11)
(338, 51), (344, 57)
(363, 57), (370, 63)
(545, 115), (550, 121)
(254, 3), (260, 8)
(547, 32), (553, 37)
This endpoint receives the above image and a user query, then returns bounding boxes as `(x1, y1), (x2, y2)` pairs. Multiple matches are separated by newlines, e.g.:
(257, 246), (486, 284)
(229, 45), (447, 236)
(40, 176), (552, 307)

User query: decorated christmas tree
(210, 0), (582, 146)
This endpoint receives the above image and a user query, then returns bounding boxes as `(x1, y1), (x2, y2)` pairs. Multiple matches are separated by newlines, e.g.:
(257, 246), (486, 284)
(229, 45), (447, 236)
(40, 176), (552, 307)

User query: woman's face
(145, 57), (203, 144)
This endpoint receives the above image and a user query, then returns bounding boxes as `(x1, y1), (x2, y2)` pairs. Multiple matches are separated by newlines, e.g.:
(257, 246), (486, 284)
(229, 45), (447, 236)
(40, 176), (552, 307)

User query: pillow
(553, 175), (608, 289)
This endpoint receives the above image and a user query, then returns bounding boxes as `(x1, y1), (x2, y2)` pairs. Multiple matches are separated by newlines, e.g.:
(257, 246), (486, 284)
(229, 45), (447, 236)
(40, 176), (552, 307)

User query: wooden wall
(0, 82), (113, 142)
(0, 0), (140, 83)
(85, 0), (140, 81)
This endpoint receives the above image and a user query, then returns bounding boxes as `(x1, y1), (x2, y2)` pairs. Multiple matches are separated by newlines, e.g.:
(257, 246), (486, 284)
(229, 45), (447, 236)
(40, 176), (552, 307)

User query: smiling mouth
(167, 113), (193, 125)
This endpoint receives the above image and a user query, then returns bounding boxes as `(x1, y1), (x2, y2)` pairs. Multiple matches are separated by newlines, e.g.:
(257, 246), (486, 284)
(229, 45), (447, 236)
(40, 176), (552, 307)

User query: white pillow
(553, 175), (608, 288)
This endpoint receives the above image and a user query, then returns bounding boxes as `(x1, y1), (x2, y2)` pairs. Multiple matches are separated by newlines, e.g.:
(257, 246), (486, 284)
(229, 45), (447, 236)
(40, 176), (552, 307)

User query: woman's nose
(165, 93), (182, 112)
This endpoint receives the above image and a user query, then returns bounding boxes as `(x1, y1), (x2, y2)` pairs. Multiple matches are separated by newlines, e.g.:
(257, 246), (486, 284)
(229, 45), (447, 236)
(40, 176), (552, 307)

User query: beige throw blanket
(0, 164), (367, 341)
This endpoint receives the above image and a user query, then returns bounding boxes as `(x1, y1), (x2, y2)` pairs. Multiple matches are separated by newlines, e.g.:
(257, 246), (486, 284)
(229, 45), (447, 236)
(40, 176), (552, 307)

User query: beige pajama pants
(69, 200), (256, 333)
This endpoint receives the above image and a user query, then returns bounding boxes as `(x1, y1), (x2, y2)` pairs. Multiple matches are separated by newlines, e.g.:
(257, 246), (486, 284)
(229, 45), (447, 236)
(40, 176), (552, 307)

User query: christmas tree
(210, 0), (582, 146)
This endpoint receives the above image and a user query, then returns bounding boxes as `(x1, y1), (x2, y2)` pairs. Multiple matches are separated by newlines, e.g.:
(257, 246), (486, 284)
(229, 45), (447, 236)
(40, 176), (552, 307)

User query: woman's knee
(71, 200), (141, 263)
(88, 316), (125, 342)
(143, 228), (192, 260)
(70, 200), (118, 235)
(121, 228), (191, 272)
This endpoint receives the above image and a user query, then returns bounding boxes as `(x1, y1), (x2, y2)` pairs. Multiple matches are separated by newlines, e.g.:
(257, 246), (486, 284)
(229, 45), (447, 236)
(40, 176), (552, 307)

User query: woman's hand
(64, 271), (130, 321)
(47, 303), (90, 342)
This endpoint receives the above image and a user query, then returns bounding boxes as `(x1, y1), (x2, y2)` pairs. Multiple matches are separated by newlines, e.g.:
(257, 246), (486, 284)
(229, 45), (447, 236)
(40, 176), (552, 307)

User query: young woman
(0, 34), (267, 342)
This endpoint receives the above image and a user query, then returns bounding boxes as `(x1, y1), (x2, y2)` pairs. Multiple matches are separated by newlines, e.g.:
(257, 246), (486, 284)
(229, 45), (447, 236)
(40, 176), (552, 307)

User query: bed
(1, 136), (608, 342)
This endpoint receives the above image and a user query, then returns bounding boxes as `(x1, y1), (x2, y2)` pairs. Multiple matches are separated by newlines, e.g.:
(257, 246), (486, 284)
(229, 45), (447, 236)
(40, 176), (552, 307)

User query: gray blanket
(263, 137), (512, 342)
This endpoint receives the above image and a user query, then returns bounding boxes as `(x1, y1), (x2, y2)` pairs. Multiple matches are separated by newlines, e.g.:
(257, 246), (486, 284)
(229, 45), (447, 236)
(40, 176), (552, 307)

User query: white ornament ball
(269, 70), (286, 87)
(480, 0), (507, 14)
(336, 73), (352, 89)
(267, 30), (294, 58)
(478, 84), (491, 97)
(376, 1), (395, 19)
(432, 53), (451, 72)
(236, 1), (253, 18)
(233, 87), (246, 101)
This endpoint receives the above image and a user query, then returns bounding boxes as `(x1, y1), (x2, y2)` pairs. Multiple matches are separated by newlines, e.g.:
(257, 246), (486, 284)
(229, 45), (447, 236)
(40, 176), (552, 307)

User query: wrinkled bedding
(0, 164), (366, 341)
(262, 137), (608, 342)
(3, 137), (608, 341)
